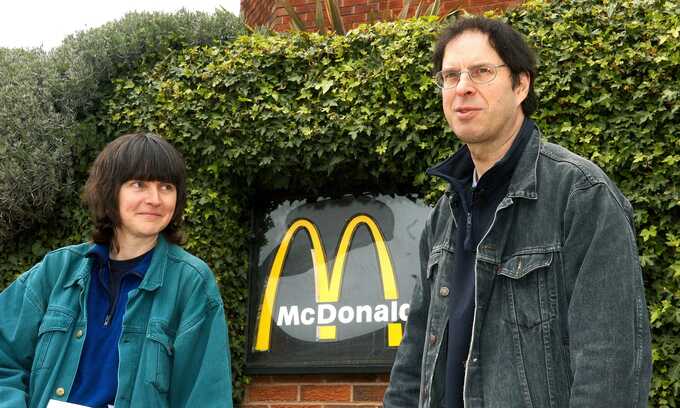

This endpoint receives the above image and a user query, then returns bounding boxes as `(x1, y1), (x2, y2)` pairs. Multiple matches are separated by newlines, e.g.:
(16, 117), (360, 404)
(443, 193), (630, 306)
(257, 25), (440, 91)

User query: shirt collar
(427, 117), (539, 201)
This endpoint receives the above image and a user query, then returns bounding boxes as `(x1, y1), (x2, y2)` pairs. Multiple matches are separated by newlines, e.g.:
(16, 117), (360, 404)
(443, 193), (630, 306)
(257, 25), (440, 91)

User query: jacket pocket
(496, 252), (556, 408)
(497, 252), (554, 328)
(145, 321), (174, 394)
(34, 309), (74, 371)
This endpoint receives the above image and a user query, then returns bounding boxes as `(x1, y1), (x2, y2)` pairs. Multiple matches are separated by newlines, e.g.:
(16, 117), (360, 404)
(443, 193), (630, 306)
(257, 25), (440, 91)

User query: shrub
(1, 0), (678, 405)
(0, 9), (246, 244)
(0, 48), (73, 242)
(50, 8), (246, 118)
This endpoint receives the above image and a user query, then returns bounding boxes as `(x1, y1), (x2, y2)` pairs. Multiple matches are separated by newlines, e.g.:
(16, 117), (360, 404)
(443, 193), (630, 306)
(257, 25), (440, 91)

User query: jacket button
(55, 387), (65, 397)
(75, 329), (83, 339)
(430, 334), (437, 344)
(439, 286), (450, 297)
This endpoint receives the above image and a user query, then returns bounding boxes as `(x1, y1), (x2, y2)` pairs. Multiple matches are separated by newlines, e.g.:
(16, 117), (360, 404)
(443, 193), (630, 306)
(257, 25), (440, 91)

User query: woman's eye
(161, 183), (175, 191)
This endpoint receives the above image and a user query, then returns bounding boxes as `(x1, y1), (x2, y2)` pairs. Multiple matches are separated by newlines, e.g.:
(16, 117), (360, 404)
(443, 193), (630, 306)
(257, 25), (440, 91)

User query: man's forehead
(441, 30), (499, 66)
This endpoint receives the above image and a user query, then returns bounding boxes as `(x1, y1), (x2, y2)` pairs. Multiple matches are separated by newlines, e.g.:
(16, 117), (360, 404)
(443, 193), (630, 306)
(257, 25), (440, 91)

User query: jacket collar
(506, 125), (540, 200)
(427, 118), (540, 202)
(138, 235), (168, 291)
(63, 235), (169, 291)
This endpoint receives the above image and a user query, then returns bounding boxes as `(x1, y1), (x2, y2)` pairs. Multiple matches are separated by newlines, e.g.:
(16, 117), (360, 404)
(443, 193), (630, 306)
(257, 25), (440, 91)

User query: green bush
(50, 8), (246, 119)
(507, 1), (679, 404)
(1, 0), (678, 405)
(0, 9), (246, 245)
(0, 48), (73, 242)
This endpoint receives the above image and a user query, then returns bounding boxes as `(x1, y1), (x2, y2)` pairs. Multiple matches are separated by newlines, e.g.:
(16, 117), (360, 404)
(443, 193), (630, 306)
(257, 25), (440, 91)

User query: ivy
(1, 0), (678, 405)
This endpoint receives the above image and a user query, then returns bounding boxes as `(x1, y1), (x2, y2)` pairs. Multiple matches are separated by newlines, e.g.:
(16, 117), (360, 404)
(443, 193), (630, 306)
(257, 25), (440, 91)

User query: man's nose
(455, 73), (475, 95)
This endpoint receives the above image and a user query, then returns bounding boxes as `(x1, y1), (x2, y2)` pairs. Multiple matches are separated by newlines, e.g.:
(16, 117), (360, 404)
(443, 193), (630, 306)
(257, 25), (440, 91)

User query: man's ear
(515, 72), (530, 102)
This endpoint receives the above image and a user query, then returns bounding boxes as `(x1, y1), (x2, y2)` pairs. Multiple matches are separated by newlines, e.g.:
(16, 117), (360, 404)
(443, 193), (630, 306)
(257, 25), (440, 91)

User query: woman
(0, 133), (233, 407)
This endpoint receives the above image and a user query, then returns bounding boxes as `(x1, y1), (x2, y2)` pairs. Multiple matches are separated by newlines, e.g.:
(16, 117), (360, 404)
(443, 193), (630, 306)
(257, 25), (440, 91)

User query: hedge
(0, 48), (73, 242)
(0, 9), (245, 244)
(1, 0), (678, 406)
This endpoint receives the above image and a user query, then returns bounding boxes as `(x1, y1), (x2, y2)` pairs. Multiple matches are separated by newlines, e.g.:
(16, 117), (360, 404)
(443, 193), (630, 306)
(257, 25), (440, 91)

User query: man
(384, 16), (652, 408)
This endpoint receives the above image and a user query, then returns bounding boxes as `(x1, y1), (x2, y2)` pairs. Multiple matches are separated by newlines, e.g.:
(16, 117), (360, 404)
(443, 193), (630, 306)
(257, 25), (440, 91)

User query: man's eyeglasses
(434, 64), (508, 89)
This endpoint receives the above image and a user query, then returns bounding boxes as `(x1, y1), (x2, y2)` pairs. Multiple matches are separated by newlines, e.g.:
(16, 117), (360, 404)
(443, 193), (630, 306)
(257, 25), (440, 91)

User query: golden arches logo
(255, 214), (404, 351)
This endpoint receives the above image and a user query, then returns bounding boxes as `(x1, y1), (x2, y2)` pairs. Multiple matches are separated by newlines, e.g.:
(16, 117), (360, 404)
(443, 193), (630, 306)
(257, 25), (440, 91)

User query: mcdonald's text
(276, 300), (410, 327)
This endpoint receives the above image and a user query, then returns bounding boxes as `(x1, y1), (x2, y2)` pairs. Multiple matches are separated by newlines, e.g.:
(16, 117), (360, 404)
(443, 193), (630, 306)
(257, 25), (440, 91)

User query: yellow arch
(254, 214), (398, 351)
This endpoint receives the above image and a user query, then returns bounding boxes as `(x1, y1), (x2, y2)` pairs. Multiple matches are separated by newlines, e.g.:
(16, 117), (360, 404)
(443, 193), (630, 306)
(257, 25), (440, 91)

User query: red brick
(353, 4), (370, 13)
(272, 405), (324, 408)
(353, 384), (388, 402)
(250, 375), (275, 383)
(274, 374), (326, 383)
(247, 384), (299, 402)
(321, 373), (385, 382)
(322, 405), (382, 408)
(301, 385), (352, 402)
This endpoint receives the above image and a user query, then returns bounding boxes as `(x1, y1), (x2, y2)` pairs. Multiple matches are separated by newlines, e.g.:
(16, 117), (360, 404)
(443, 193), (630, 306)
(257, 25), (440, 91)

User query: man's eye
(474, 66), (493, 75)
(443, 71), (460, 79)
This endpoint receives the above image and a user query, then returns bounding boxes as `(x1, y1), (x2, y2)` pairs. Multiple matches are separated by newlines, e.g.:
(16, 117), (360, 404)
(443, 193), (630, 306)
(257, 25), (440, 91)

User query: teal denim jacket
(0, 236), (233, 407)
(384, 129), (652, 407)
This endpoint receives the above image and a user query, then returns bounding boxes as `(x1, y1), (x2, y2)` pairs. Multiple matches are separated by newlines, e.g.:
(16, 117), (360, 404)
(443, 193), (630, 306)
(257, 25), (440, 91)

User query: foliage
(50, 8), (246, 119)
(0, 8), (246, 246)
(506, 1), (680, 405)
(0, 48), (73, 242)
(108, 16), (446, 402)
(0, 0), (678, 405)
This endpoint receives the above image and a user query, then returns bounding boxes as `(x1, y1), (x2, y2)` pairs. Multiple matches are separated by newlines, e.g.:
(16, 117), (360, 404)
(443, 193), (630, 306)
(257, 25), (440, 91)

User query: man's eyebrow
(442, 62), (495, 71)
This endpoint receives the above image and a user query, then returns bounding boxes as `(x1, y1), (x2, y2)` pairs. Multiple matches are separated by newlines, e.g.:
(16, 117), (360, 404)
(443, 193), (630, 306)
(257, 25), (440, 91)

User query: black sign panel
(246, 195), (430, 373)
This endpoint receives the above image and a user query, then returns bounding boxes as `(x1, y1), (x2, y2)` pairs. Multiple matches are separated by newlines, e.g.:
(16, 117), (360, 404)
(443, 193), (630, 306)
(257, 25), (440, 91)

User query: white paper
(46, 400), (114, 408)
(46, 400), (90, 408)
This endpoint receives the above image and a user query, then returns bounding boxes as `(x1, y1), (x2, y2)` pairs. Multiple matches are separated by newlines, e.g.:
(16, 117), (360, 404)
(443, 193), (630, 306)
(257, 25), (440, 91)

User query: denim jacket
(384, 129), (652, 408)
(0, 236), (233, 408)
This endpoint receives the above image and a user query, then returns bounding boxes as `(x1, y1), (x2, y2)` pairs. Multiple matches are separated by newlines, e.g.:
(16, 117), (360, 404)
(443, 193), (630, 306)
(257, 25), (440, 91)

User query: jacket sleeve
(0, 266), (45, 408)
(562, 183), (652, 407)
(169, 274), (233, 408)
(384, 215), (433, 407)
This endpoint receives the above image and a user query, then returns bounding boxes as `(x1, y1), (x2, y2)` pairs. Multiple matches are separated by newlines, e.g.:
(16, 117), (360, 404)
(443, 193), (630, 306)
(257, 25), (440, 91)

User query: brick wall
(241, 0), (524, 31)
(242, 373), (389, 407)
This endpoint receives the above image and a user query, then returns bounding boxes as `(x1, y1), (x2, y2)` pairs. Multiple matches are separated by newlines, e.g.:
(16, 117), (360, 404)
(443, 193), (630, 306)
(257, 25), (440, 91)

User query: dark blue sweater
(427, 118), (534, 408)
(68, 245), (153, 407)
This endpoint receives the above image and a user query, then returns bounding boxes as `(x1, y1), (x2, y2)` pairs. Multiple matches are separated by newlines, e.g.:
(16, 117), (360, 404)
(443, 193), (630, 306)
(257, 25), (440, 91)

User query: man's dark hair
(432, 16), (537, 116)
(83, 132), (187, 248)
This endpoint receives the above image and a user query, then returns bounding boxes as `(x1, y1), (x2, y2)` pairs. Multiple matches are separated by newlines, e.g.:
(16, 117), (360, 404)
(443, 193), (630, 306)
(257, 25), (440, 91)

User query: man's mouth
(454, 106), (481, 118)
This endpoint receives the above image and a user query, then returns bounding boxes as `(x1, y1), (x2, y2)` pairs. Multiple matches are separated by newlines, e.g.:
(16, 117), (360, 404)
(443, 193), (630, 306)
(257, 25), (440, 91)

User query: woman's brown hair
(82, 133), (187, 249)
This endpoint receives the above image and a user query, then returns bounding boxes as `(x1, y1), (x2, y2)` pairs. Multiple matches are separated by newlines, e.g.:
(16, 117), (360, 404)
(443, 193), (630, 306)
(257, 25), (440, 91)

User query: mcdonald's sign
(246, 195), (430, 373)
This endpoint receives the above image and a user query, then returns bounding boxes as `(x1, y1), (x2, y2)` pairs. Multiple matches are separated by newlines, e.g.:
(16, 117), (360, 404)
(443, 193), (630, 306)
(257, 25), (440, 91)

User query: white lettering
(390, 300), (398, 321)
(356, 305), (372, 323)
(275, 302), (410, 326)
(300, 307), (315, 325)
(276, 305), (300, 326)
(399, 303), (410, 321)
(374, 304), (389, 322)
(318, 304), (336, 324)
(338, 306), (355, 323)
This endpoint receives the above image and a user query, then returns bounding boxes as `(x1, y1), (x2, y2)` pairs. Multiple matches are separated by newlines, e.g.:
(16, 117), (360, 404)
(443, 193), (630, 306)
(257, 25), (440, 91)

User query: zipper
(103, 260), (119, 327)
(462, 196), (513, 407)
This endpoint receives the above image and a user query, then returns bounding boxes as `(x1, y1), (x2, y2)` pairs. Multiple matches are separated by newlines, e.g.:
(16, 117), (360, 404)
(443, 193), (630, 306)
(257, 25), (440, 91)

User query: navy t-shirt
(68, 245), (153, 407)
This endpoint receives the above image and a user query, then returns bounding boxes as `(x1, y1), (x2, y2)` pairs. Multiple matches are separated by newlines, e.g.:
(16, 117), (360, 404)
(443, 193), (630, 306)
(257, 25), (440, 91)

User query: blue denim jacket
(384, 129), (652, 408)
(0, 236), (233, 408)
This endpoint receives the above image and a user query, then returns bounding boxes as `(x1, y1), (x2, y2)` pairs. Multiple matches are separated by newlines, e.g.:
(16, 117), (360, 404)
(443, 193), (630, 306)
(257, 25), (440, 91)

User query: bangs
(112, 134), (185, 185)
